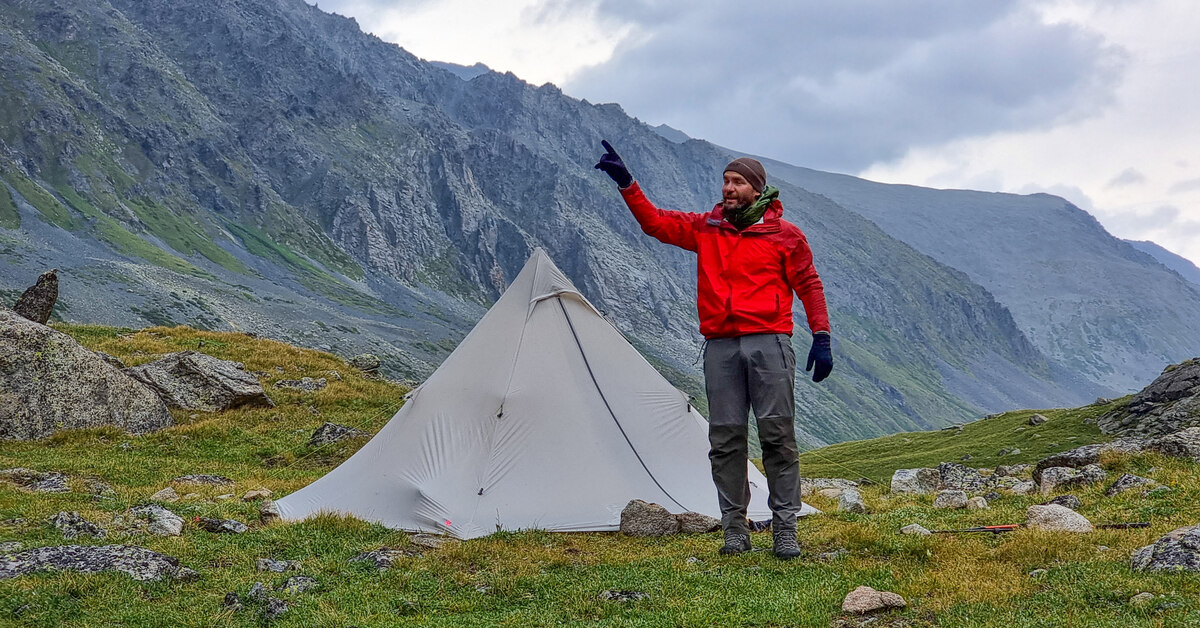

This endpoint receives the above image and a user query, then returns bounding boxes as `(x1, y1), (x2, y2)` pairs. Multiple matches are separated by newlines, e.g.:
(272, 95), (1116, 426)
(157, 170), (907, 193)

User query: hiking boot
(773, 526), (801, 560)
(719, 531), (752, 555)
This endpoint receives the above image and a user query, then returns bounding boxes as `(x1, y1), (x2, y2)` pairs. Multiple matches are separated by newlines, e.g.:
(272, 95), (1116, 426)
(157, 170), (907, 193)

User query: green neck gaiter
(725, 185), (779, 230)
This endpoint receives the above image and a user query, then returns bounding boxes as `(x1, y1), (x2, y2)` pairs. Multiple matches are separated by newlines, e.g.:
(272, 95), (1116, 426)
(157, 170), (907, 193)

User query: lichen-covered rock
(256, 558), (300, 572)
(966, 496), (989, 511)
(1142, 427), (1200, 462)
(0, 310), (173, 440)
(348, 547), (415, 570)
(196, 517), (247, 534)
(1028, 413), (1048, 426)
(149, 487), (179, 502)
(349, 354), (380, 373)
(1130, 524), (1200, 572)
(0, 468), (69, 493)
(277, 575), (318, 594)
(890, 468), (939, 495)
(13, 269), (58, 324)
(841, 585), (906, 614)
(125, 351), (274, 412)
(994, 464), (1033, 477)
(1034, 439), (1145, 482)
(308, 422), (367, 448)
(1039, 464), (1106, 495)
(0, 545), (184, 581)
(936, 463), (990, 492)
(1026, 504), (1093, 532)
(259, 498), (280, 524)
(1046, 495), (1082, 511)
(51, 511), (106, 539)
(619, 499), (679, 537)
(675, 511), (719, 533)
(1105, 473), (1156, 497)
(173, 474), (233, 486)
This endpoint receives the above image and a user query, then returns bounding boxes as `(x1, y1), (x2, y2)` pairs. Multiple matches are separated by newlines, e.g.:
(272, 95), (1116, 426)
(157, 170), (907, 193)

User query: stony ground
(1, 325), (1199, 627)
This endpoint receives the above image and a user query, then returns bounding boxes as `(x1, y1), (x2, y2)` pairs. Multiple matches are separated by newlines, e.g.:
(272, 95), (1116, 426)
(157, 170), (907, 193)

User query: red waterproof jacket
(620, 182), (830, 339)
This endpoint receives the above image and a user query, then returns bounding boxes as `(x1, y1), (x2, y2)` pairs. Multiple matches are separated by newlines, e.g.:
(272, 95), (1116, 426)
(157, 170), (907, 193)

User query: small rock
(308, 422), (368, 448)
(242, 489), (272, 501)
(966, 496), (989, 511)
(599, 590), (649, 602)
(619, 500), (679, 537)
(173, 474), (233, 486)
(1129, 592), (1155, 606)
(349, 354), (381, 372)
(960, 454), (973, 461)
(994, 464), (1032, 477)
(1105, 473), (1156, 497)
(175, 566), (200, 582)
(129, 504), (184, 536)
(277, 575), (318, 594)
(685, 556), (701, 565)
(838, 488), (867, 514)
(1028, 569), (1048, 577)
(256, 558), (300, 573)
(51, 512), (106, 540)
(196, 518), (248, 534)
(983, 491), (1002, 502)
(275, 377), (327, 392)
(149, 487), (179, 502)
(817, 548), (848, 561)
(263, 597), (288, 620)
(0, 542), (24, 553)
(1045, 495), (1082, 511)
(215, 494), (234, 500)
(247, 582), (267, 602)
(84, 479), (114, 496)
(676, 511), (720, 533)
(349, 548), (415, 570)
(1029, 414), (1048, 426)
(933, 490), (968, 509)
(222, 592), (243, 612)
(1026, 504), (1093, 533)
(1010, 448), (1022, 455)
(1009, 481), (1037, 495)
(841, 585), (907, 614)
(0, 468), (70, 493)
(900, 524), (931, 536)
(259, 498), (281, 524)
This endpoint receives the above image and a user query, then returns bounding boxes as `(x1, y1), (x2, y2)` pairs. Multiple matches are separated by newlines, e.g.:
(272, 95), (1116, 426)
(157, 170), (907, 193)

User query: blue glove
(806, 332), (833, 382)
(594, 140), (633, 188)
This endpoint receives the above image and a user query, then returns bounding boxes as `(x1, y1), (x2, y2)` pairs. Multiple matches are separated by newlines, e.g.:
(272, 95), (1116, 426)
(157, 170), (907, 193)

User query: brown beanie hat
(724, 157), (767, 192)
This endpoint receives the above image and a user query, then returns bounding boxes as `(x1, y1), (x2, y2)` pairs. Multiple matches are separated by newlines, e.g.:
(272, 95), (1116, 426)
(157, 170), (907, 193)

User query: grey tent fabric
(277, 248), (816, 539)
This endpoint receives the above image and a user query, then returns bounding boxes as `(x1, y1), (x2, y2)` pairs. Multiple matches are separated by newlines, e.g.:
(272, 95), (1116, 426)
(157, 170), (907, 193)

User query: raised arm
(595, 140), (700, 252)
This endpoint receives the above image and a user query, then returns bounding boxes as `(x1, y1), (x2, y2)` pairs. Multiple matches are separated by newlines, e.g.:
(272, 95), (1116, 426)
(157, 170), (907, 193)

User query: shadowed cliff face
(9, 0), (1192, 447)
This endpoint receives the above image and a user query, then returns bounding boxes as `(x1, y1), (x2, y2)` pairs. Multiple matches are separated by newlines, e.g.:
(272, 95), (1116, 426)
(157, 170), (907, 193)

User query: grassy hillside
(798, 402), (1127, 483)
(1, 326), (1198, 627)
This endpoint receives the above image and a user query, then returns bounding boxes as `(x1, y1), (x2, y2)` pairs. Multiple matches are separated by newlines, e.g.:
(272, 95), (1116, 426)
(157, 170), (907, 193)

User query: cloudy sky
(310, 0), (1200, 268)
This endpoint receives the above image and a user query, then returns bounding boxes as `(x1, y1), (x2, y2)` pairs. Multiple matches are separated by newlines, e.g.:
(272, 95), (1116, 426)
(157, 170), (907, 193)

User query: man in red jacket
(596, 141), (832, 559)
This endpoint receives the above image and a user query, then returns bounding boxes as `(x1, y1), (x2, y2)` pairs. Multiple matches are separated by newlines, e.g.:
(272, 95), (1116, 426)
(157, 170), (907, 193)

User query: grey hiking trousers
(704, 333), (800, 535)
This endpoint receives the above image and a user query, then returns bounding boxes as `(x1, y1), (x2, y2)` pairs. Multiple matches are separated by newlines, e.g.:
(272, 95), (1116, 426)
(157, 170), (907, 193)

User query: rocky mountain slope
(1, 0), (1195, 445)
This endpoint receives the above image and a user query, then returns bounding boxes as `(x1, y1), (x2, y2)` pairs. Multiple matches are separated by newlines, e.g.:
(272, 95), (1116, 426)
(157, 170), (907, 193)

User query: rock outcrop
(1100, 359), (1200, 437)
(124, 351), (273, 411)
(12, 269), (58, 324)
(0, 545), (186, 581)
(1131, 523), (1200, 572)
(0, 310), (172, 440)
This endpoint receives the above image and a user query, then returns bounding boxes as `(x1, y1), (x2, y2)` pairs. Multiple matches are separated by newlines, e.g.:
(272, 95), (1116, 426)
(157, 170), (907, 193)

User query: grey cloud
(566, 1), (1127, 172)
(1168, 177), (1200, 194)
(1106, 167), (1146, 188)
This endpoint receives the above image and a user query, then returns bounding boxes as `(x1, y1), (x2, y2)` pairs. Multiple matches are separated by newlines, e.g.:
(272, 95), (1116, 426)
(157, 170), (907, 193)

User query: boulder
(841, 586), (907, 614)
(838, 488), (867, 514)
(1026, 504), (1093, 533)
(1105, 473), (1156, 497)
(125, 351), (273, 412)
(933, 490), (968, 509)
(0, 310), (173, 440)
(1033, 439), (1145, 482)
(1028, 413), (1048, 426)
(0, 545), (185, 581)
(994, 464), (1033, 477)
(129, 504), (184, 536)
(13, 269), (58, 324)
(620, 499), (679, 537)
(676, 511), (720, 533)
(308, 422), (367, 448)
(1131, 524), (1200, 572)
(889, 468), (939, 495)
(51, 511), (106, 539)
(1142, 427), (1200, 462)
(1038, 464), (1106, 496)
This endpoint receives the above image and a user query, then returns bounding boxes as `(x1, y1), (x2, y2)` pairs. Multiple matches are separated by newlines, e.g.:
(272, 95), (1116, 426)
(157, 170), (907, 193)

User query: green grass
(1, 326), (1197, 627)
(0, 166), (81, 231)
(0, 183), (18, 229)
(123, 197), (248, 275)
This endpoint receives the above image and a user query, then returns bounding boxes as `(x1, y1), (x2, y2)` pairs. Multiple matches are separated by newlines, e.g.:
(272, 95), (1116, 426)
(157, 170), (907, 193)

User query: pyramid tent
(277, 248), (816, 538)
